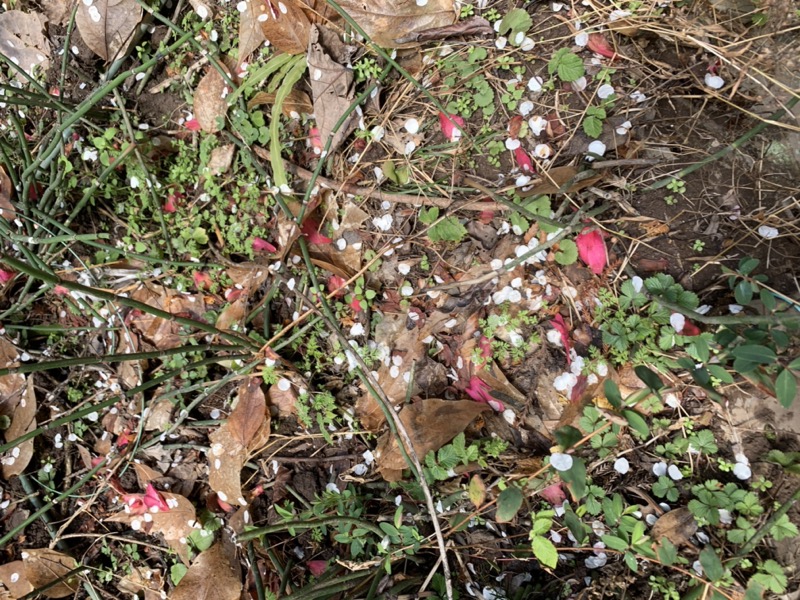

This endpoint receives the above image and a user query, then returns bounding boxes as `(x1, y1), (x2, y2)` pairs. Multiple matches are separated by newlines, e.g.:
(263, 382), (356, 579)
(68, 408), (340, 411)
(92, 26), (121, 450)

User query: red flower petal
(301, 219), (332, 245)
(586, 33), (616, 59)
(551, 314), (572, 364)
(539, 482), (567, 507)
(439, 112), (465, 143)
(682, 320), (701, 336)
(308, 127), (323, 154)
(575, 228), (608, 275)
(514, 146), (533, 172)
(0, 269), (15, 284)
(350, 296), (363, 313)
(253, 237), (277, 252)
(163, 195), (177, 214)
(184, 118), (201, 131)
(53, 285), (70, 296)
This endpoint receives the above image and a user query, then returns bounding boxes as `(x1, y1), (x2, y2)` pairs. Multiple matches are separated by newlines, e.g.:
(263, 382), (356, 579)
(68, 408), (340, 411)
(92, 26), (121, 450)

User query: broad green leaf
(498, 8), (532, 39)
(775, 368), (797, 409)
(735, 280), (753, 305)
(428, 217), (467, 243)
(468, 474), (486, 508)
(744, 581), (764, 600)
(622, 409), (649, 438)
(623, 551), (638, 572)
(564, 509), (588, 545)
(699, 546), (724, 582)
(634, 365), (664, 392)
(554, 425), (583, 450)
(554, 238), (578, 265)
(559, 457), (587, 500)
(787, 357), (800, 371)
(730, 345), (777, 365)
(604, 379), (622, 408)
(738, 257), (759, 275)
(602, 535), (629, 551)
(707, 365), (734, 384)
(496, 487), (523, 523)
(531, 535), (558, 568)
(760, 288), (776, 312)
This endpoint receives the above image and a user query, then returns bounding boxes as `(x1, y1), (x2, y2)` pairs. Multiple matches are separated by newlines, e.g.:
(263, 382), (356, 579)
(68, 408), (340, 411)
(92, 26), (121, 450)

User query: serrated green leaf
(548, 48), (584, 82)
(428, 217), (467, 243)
(498, 8), (532, 38)
(554, 238), (578, 265)
(583, 115), (603, 138)
(699, 546), (724, 582)
(656, 538), (677, 565)
(775, 368), (797, 409)
(419, 206), (439, 224)
(531, 535), (558, 568)
(496, 486), (523, 523)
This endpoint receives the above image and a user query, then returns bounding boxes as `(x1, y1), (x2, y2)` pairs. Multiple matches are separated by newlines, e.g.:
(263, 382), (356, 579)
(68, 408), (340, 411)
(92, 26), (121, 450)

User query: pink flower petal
(464, 375), (504, 411)
(308, 127), (323, 154)
(328, 275), (347, 297)
(438, 112), (465, 143)
(586, 33), (616, 59)
(143, 483), (170, 512)
(53, 285), (70, 296)
(253, 237), (277, 252)
(539, 482), (567, 506)
(682, 320), (701, 336)
(0, 269), (15, 284)
(184, 118), (201, 131)
(307, 560), (328, 577)
(575, 228), (608, 275)
(550, 314), (572, 364)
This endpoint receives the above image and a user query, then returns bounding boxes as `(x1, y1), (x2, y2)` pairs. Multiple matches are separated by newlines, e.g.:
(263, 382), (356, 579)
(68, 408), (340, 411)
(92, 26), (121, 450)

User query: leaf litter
(1, 0), (799, 597)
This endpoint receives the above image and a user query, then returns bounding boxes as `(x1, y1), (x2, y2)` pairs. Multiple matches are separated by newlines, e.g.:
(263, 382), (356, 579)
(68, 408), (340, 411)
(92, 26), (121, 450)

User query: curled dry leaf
(204, 144), (236, 177)
(171, 539), (241, 600)
(208, 378), (269, 507)
(76, 0), (142, 62)
(0, 363), (36, 480)
(194, 66), (232, 133)
(0, 561), (34, 598)
(117, 566), (164, 600)
(0, 166), (15, 220)
(650, 507), (698, 549)
(307, 25), (358, 155)
(337, 0), (457, 48)
(0, 11), (50, 81)
(129, 286), (206, 350)
(248, 89), (313, 117)
(376, 399), (491, 481)
(107, 491), (197, 565)
(21, 549), (79, 598)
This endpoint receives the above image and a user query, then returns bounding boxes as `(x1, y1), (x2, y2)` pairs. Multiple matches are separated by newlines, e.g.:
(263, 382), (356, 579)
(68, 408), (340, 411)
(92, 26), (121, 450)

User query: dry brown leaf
(116, 333), (143, 389)
(355, 321), (424, 430)
(41, 0), (71, 25)
(1, 376), (36, 479)
(519, 166), (603, 197)
(75, 0), (142, 62)
(208, 377), (268, 506)
(336, 0), (457, 48)
(117, 566), (163, 600)
(307, 25), (358, 155)
(194, 67), (231, 133)
(107, 492), (196, 565)
(256, 0), (314, 55)
(247, 89), (313, 117)
(376, 399), (490, 481)
(205, 144), (236, 177)
(650, 507), (698, 548)
(21, 549), (79, 598)
(0, 167), (15, 221)
(0, 11), (50, 81)
(129, 286), (206, 350)
(238, 0), (266, 64)
(171, 539), (241, 600)
(0, 561), (34, 598)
